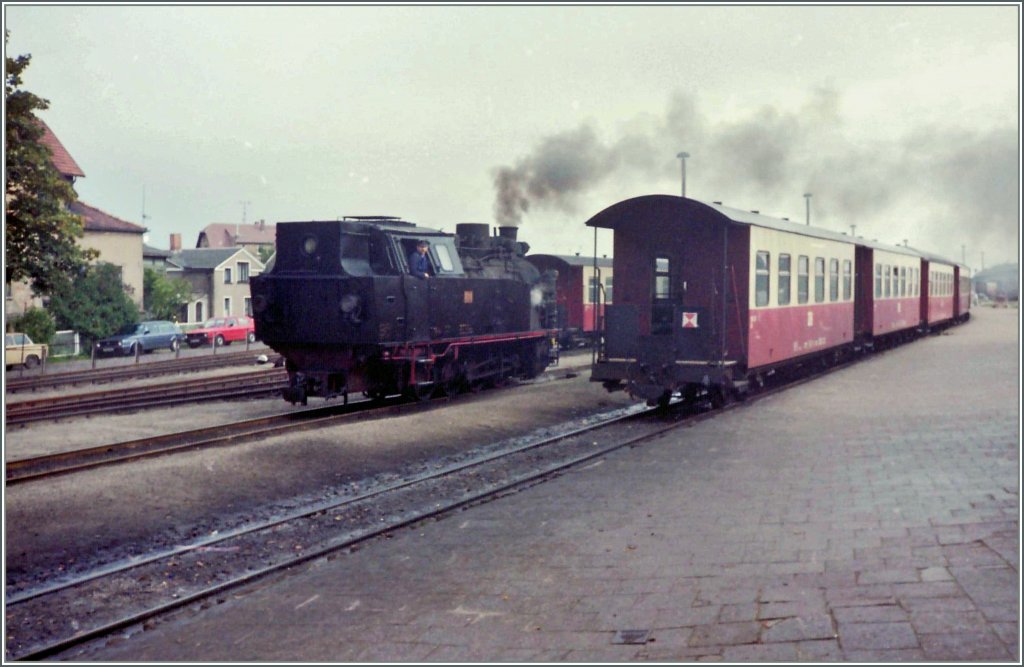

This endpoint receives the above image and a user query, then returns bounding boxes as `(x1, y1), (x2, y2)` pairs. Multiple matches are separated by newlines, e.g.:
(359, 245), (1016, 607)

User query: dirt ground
(4, 362), (637, 583)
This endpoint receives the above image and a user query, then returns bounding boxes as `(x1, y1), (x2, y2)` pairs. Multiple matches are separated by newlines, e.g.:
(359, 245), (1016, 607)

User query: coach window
(900, 267), (907, 296)
(588, 277), (600, 303)
(798, 255), (809, 304)
(884, 265), (891, 298)
(842, 259), (852, 300)
(829, 258), (839, 301)
(605, 276), (613, 302)
(778, 254), (791, 305)
(755, 251), (770, 306)
(874, 263), (882, 298)
(654, 256), (671, 300)
(814, 257), (825, 303)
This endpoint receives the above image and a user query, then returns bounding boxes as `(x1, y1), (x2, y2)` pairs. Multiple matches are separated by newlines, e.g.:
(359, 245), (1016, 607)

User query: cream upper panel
(749, 226), (855, 309)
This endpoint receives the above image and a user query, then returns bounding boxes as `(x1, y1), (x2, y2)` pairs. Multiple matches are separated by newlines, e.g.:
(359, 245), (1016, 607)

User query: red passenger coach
(586, 195), (861, 405)
(526, 254), (614, 346)
(857, 244), (924, 342)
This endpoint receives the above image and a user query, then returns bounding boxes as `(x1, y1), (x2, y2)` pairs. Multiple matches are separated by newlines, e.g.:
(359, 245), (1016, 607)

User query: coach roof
(585, 194), (925, 259)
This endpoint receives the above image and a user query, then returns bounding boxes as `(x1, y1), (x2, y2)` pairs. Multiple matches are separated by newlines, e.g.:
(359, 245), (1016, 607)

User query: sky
(3, 3), (1020, 268)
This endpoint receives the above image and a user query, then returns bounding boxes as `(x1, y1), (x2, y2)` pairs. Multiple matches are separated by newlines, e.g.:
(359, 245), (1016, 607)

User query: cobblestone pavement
(74, 308), (1020, 662)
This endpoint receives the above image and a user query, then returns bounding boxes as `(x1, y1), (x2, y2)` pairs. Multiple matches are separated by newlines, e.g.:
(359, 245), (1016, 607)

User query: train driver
(408, 239), (432, 279)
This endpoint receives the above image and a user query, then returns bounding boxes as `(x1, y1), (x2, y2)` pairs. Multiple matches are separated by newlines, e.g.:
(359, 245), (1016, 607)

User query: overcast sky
(4, 4), (1020, 267)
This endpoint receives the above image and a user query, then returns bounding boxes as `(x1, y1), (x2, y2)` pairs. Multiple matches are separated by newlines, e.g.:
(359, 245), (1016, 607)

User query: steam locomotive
(250, 216), (559, 404)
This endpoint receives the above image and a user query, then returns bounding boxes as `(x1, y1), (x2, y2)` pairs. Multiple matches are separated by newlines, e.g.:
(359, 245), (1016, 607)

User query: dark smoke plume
(491, 88), (1018, 261)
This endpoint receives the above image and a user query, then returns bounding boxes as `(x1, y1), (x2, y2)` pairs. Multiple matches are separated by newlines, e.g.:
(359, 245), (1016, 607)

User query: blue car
(94, 320), (186, 357)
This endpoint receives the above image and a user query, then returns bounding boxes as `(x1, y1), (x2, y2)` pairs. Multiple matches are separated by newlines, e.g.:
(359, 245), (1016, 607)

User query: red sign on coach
(681, 312), (699, 328)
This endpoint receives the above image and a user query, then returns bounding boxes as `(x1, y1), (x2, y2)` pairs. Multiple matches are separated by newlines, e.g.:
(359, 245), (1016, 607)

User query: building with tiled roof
(197, 221), (276, 258)
(37, 119), (85, 181)
(169, 247), (265, 324)
(68, 201), (146, 309)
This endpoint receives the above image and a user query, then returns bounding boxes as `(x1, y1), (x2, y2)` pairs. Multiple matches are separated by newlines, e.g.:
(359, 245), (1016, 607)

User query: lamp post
(803, 193), (812, 226)
(676, 152), (690, 198)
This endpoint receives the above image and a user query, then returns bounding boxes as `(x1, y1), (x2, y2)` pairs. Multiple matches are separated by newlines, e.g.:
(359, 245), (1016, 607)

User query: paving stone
(687, 622), (761, 647)
(832, 604), (908, 624)
(919, 631), (1012, 660)
(761, 614), (836, 643)
(721, 641), (799, 661)
(837, 622), (920, 650)
(843, 648), (927, 661)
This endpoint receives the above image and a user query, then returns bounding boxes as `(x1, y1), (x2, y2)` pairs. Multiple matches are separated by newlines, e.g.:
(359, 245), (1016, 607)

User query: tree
(143, 267), (192, 321)
(47, 263), (138, 345)
(10, 307), (55, 344)
(5, 32), (96, 295)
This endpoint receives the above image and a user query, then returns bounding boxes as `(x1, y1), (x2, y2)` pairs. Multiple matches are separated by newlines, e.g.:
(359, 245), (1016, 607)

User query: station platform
(74, 307), (1020, 662)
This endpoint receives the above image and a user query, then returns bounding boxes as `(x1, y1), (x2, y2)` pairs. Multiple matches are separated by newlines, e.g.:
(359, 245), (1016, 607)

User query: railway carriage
(585, 194), (969, 406)
(525, 254), (614, 347)
(955, 264), (972, 322)
(858, 244), (923, 343)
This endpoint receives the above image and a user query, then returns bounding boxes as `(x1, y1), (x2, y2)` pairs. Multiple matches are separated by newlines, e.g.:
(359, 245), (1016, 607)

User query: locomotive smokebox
(456, 223), (490, 249)
(498, 226), (519, 242)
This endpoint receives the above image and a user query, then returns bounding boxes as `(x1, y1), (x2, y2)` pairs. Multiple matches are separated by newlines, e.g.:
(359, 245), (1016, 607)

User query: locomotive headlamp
(302, 235), (318, 255)
(340, 293), (361, 313)
(252, 294), (268, 314)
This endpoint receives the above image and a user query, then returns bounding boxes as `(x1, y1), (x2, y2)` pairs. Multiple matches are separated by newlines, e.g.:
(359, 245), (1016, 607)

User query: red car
(185, 316), (257, 348)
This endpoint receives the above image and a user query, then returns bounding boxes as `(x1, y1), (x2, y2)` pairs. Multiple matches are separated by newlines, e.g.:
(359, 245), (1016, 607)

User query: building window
(237, 262), (250, 283)
(755, 251), (770, 307)
(224, 297), (231, 316)
(842, 259), (852, 301)
(604, 276), (613, 303)
(798, 255), (809, 304)
(224, 267), (233, 284)
(778, 254), (791, 305)
(829, 258), (839, 302)
(814, 257), (825, 303)
(244, 297), (252, 317)
(195, 301), (204, 322)
(654, 256), (671, 300)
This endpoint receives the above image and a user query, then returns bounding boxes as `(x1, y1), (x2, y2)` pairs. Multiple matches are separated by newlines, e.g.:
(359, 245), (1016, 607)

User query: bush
(11, 307), (56, 345)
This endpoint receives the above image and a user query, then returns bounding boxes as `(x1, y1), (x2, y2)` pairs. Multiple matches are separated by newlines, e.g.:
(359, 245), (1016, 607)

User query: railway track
(11, 352), (844, 660)
(4, 349), (276, 394)
(5, 368), (289, 426)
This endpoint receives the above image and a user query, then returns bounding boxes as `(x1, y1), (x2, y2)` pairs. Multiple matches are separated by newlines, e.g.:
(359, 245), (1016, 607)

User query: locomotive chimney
(498, 226), (518, 242)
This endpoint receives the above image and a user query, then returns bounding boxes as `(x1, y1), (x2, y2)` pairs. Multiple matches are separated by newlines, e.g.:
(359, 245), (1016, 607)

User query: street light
(803, 193), (812, 226)
(676, 152), (690, 198)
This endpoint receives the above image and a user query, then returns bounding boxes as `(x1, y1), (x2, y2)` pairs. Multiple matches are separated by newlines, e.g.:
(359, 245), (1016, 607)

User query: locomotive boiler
(250, 216), (558, 404)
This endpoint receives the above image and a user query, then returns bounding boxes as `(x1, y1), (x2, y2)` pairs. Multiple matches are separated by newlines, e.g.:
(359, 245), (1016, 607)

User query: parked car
(94, 320), (186, 357)
(185, 316), (257, 348)
(5, 332), (48, 370)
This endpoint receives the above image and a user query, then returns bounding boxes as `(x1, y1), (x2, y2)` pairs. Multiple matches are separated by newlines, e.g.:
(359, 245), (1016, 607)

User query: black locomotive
(250, 216), (559, 404)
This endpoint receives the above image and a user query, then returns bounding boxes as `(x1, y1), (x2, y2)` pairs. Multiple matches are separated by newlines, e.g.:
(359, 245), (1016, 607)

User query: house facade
(5, 120), (147, 318)
(170, 248), (265, 324)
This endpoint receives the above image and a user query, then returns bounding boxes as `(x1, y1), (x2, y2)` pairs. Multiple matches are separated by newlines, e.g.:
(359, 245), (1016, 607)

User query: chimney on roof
(170, 233), (182, 251)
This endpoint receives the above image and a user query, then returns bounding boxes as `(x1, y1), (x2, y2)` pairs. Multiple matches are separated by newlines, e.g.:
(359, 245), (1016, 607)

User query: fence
(50, 330), (80, 357)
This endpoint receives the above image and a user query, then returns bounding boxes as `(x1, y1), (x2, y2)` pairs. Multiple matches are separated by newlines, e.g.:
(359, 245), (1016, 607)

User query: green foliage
(5, 33), (96, 295)
(47, 263), (138, 345)
(143, 267), (192, 321)
(10, 306), (56, 344)
(257, 245), (275, 265)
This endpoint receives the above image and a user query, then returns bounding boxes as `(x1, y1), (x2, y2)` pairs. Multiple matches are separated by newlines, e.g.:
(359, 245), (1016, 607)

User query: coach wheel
(709, 387), (728, 409)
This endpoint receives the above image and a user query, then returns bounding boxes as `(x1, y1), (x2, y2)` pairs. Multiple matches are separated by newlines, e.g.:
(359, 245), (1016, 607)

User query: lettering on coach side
(793, 336), (827, 352)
